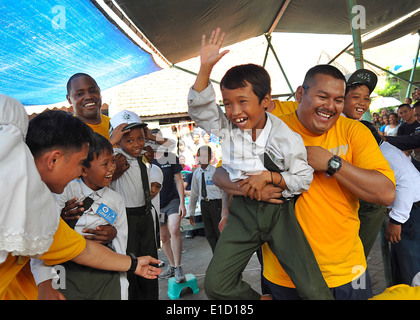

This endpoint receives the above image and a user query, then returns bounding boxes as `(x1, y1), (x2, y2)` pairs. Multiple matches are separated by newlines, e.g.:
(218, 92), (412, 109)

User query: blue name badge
(96, 203), (117, 225)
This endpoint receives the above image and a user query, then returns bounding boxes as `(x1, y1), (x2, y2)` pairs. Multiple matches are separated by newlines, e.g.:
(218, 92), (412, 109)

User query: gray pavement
(157, 220), (389, 300)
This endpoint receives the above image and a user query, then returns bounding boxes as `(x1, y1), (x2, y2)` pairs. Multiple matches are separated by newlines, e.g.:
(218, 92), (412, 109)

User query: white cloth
(150, 164), (163, 237)
(31, 178), (129, 299)
(188, 165), (222, 216)
(380, 141), (420, 224)
(0, 94), (59, 264)
(188, 83), (313, 198)
(110, 149), (150, 208)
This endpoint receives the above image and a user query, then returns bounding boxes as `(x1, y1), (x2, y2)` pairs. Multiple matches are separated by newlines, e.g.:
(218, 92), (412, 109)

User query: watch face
(330, 160), (340, 169)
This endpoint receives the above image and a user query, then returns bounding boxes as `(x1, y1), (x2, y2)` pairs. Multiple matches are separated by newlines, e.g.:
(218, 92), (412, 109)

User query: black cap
(346, 69), (378, 94)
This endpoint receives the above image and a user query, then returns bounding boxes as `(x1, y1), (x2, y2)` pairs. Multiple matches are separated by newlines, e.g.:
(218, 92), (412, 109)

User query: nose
(231, 103), (242, 116)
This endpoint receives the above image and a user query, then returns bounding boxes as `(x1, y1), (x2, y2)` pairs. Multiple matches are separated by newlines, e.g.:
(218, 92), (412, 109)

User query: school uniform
(188, 165), (222, 252)
(32, 178), (129, 300)
(110, 149), (158, 300)
(188, 83), (332, 300)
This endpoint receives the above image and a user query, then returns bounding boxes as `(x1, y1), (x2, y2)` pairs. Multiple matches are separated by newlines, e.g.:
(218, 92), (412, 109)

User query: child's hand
(238, 171), (271, 201)
(189, 216), (195, 226)
(200, 27), (230, 70)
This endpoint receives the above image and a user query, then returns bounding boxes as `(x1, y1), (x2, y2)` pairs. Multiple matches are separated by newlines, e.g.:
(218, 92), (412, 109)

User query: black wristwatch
(127, 253), (138, 273)
(326, 155), (342, 176)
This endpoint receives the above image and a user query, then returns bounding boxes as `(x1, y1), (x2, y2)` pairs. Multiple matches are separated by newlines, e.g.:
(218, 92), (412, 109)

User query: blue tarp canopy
(2, 0), (420, 106)
(0, 0), (161, 105)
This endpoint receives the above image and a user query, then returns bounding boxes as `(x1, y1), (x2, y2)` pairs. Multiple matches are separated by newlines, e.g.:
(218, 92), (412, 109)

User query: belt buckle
(204, 198), (210, 202)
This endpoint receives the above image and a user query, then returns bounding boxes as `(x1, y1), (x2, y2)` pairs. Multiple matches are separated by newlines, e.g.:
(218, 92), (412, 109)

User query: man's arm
(174, 172), (187, 218)
(71, 240), (161, 279)
(212, 166), (284, 204)
(385, 133), (420, 151)
(306, 146), (395, 206)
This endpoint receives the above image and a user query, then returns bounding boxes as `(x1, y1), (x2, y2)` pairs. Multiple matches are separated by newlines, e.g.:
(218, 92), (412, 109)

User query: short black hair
(26, 110), (94, 158)
(302, 64), (346, 87)
(397, 103), (412, 111)
(220, 64), (271, 103)
(66, 73), (97, 95)
(83, 132), (114, 168)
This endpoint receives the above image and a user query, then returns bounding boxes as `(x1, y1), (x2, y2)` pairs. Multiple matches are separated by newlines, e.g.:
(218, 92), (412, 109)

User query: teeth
(235, 118), (246, 123)
(356, 108), (364, 112)
(317, 111), (331, 118)
(85, 102), (95, 107)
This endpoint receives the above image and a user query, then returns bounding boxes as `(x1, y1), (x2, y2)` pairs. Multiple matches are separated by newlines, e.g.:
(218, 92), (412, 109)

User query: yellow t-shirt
(262, 113), (395, 288)
(270, 100), (298, 118)
(86, 114), (111, 140)
(370, 284), (420, 300)
(0, 218), (86, 300)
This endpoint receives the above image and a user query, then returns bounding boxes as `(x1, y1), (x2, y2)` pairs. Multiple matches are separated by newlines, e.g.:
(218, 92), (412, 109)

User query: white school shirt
(188, 83), (313, 198)
(380, 141), (420, 224)
(188, 165), (223, 217)
(31, 178), (129, 300)
(110, 149), (150, 208)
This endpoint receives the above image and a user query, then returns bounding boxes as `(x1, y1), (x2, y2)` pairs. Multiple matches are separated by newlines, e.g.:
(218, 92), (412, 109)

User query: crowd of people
(2, 27), (420, 300)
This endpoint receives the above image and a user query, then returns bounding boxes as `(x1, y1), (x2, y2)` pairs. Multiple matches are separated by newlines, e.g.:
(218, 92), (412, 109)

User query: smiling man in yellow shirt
(261, 65), (395, 299)
(213, 65), (395, 300)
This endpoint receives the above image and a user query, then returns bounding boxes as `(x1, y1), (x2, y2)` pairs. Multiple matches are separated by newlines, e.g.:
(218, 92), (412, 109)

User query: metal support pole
(264, 33), (294, 96)
(348, 0), (364, 70)
(348, 0), (370, 121)
(406, 30), (420, 98)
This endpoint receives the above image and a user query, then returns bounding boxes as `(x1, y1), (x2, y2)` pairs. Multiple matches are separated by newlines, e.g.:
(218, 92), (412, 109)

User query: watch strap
(127, 253), (138, 273)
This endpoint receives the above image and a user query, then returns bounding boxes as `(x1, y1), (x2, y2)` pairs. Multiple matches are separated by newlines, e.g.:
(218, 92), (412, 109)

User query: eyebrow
(316, 89), (345, 100)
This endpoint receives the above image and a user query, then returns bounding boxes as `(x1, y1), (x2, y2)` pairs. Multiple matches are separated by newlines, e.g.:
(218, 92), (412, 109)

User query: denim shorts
(159, 197), (180, 225)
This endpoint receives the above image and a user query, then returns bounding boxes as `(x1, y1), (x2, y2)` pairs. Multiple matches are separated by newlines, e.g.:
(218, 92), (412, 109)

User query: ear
(66, 94), (72, 105)
(46, 150), (63, 170)
(295, 86), (304, 103)
(261, 93), (271, 109)
(81, 166), (89, 178)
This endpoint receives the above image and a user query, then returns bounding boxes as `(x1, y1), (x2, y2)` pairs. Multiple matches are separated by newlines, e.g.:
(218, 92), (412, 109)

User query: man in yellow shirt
(214, 65), (395, 299)
(0, 104), (161, 300)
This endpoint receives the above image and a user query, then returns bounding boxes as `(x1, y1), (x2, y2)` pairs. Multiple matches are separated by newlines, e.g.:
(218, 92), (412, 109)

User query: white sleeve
(188, 83), (230, 137)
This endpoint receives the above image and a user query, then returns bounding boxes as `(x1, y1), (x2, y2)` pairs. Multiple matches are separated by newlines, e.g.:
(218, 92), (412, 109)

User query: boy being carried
(188, 28), (332, 300)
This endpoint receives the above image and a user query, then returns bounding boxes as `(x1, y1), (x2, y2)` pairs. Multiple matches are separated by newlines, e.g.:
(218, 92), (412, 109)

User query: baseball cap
(110, 110), (147, 132)
(345, 69), (378, 94)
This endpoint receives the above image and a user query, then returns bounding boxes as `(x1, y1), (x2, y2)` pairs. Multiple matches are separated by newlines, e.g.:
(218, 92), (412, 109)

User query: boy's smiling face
(82, 148), (116, 190)
(222, 81), (269, 134)
(118, 127), (145, 158)
(343, 85), (371, 120)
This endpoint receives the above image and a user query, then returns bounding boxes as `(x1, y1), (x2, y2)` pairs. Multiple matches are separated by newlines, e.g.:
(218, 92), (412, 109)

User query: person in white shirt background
(188, 145), (222, 252)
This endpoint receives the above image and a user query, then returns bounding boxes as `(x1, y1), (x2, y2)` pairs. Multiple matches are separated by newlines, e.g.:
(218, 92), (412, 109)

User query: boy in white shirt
(32, 132), (129, 299)
(109, 110), (159, 300)
(188, 28), (332, 300)
(188, 145), (222, 252)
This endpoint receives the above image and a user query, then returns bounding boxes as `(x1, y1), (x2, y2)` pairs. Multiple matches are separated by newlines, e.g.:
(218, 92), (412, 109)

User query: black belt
(202, 198), (220, 202)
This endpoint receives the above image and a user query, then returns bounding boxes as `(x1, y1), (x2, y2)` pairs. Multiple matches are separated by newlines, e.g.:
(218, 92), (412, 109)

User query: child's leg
(200, 199), (221, 252)
(264, 200), (333, 300)
(204, 196), (262, 300)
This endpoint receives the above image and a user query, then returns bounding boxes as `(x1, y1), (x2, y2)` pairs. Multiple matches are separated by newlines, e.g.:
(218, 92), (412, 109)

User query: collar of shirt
(78, 178), (105, 201)
(230, 113), (272, 148)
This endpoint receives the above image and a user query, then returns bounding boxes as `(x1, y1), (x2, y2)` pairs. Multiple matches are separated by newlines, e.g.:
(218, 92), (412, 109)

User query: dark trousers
(126, 206), (158, 300)
(59, 259), (121, 300)
(200, 199), (222, 252)
(358, 199), (387, 257)
(391, 204), (420, 285)
(204, 196), (333, 300)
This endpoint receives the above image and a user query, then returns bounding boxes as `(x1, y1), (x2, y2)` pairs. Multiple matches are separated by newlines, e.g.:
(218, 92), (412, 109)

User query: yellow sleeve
(370, 285), (420, 300)
(39, 218), (86, 265)
(270, 100), (298, 118)
(349, 120), (396, 185)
